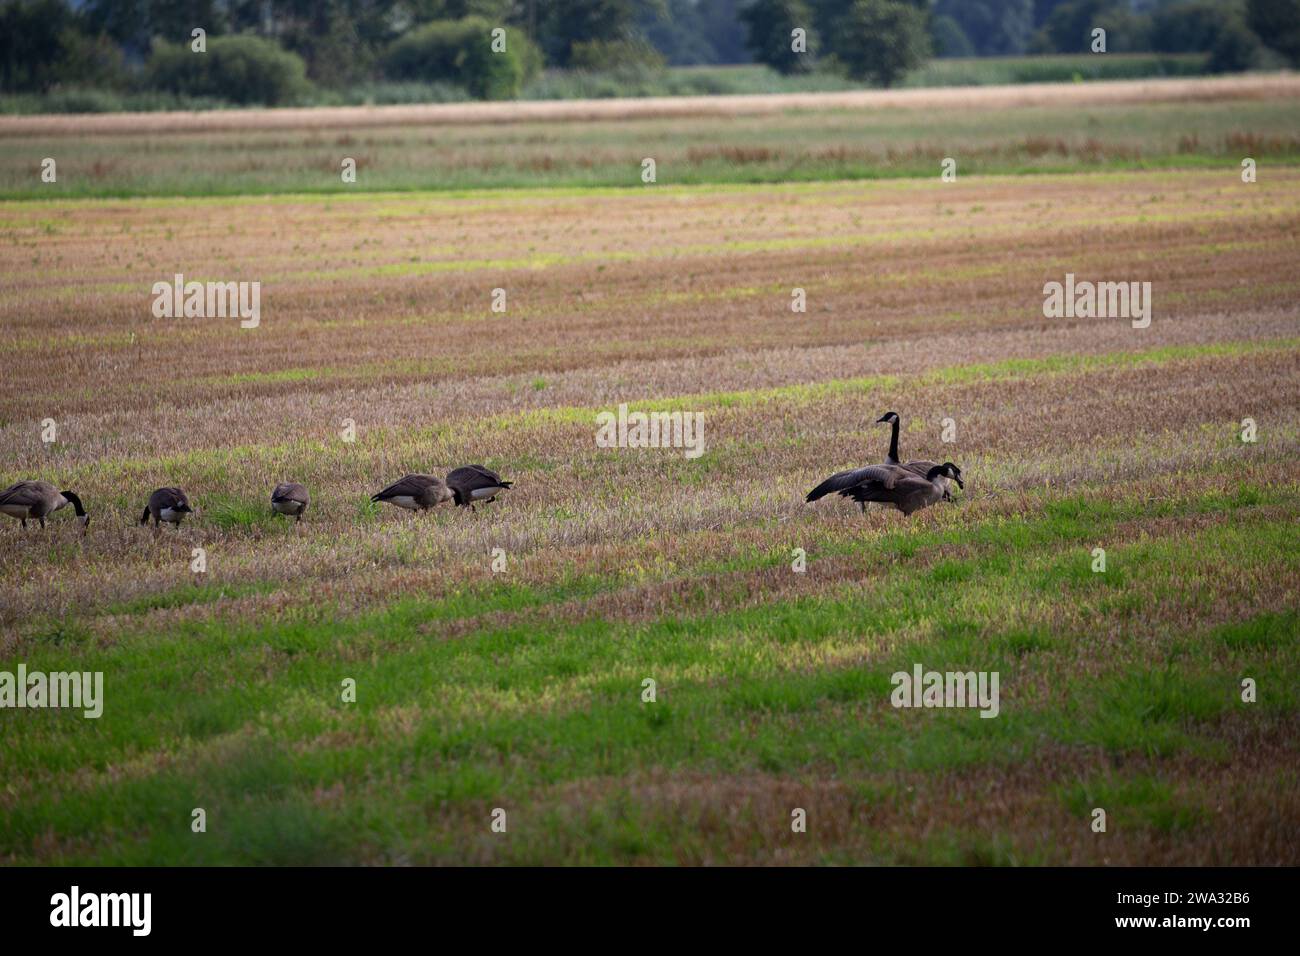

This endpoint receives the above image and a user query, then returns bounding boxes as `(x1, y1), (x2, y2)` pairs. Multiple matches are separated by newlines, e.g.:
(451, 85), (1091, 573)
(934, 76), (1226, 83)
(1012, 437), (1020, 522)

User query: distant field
(1, 75), (1298, 199)
(1, 167), (1297, 864)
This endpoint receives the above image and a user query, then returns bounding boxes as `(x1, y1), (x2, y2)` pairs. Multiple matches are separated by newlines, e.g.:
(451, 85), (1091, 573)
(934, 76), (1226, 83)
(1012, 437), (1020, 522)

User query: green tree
(1149, 0), (1263, 70)
(935, 0), (1033, 56)
(700, 0), (750, 63)
(1033, 0), (1070, 27)
(534, 0), (640, 66)
(930, 14), (974, 57)
(0, 0), (75, 92)
(1207, 14), (1263, 70)
(1032, 0), (1151, 53)
(740, 0), (819, 74)
(84, 0), (232, 56)
(832, 0), (930, 87)
(1246, 0), (1300, 64)
(383, 17), (540, 98)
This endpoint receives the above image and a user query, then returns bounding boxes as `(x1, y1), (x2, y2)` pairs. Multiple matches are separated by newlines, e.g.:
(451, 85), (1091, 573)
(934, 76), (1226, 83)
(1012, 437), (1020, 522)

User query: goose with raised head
(804, 411), (911, 510)
(140, 487), (192, 527)
(445, 465), (512, 512)
(371, 474), (453, 512)
(877, 411), (903, 464)
(271, 482), (309, 521)
(837, 462), (964, 517)
(0, 481), (88, 530)
(878, 410), (955, 501)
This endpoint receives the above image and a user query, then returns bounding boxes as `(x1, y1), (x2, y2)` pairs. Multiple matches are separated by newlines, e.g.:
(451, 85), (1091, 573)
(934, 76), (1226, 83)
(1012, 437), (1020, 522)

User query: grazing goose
(271, 482), (309, 521)
(837, 463), (964, 517)
(807, 459), (964, 513)
(371, 474), (453, 512)
(140, 487), (192, 527)
(0, 480), (88, 530)
(445, 465), (512, 511)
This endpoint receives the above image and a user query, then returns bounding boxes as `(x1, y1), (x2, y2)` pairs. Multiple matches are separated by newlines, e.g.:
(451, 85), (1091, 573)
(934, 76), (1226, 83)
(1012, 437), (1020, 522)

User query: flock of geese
(0, 413), (962, 532)
(0, 465), (513, 531)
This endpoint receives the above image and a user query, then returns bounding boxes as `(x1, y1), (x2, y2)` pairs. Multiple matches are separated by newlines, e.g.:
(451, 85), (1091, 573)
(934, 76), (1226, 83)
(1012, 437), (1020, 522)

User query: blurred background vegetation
(0, 0), (1296, 112)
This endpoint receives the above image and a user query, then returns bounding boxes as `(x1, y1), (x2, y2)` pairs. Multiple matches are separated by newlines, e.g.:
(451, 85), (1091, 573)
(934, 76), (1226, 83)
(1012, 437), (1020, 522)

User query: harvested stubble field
(1, 120), (1298, 861)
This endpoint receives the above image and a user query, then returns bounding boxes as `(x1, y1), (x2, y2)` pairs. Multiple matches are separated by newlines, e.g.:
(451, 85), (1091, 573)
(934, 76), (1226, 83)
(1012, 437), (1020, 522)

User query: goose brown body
(836, 463), (964, 516)
(140, 487), (192, 527)
(271, 482), (310, 520)
(371, 474), (454, 511)
(0, 480), (87, 529)
(445, 465), (512, 510)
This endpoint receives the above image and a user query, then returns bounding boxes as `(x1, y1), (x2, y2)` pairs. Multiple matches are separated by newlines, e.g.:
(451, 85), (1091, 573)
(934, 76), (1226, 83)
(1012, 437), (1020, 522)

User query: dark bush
(145, 35), (310, 106)
(1246, 0), (1300, 65)
(382, 18), (541, 100)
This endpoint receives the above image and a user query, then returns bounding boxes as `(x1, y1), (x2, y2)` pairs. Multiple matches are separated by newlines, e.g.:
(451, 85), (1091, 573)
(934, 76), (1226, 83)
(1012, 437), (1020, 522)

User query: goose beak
(954, 477), (964, 490)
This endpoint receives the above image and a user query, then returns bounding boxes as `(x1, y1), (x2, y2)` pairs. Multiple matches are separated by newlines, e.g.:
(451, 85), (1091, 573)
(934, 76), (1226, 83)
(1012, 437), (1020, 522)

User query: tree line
(1, 0), (1297, 104)
(744, 0), (1299, 85)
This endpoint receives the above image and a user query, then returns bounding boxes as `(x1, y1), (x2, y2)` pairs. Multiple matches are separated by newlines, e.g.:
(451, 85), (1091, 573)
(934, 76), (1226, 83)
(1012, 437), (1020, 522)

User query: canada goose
(878, 411), (903, 464)
(835, 463), (964, 517)
(445, 465), (512, 512)
(140, 487), (192, 527)
(0, 481), (88, 530)
(271, 482), (309, 521)
(371, 474), (453, 512)
(807, 459), (964, 512)
(877, 410), (954, 501)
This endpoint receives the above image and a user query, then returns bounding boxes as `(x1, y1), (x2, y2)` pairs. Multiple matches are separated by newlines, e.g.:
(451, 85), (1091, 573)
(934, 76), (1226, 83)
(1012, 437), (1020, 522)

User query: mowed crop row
(0, 169), (1297, 864)
(2, 170), (1298, 425)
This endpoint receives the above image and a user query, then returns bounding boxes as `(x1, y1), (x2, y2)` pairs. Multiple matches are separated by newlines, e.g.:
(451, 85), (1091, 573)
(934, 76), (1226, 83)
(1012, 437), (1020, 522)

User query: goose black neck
(887, 418), (900, 464)
(61, 491), (85, 516)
